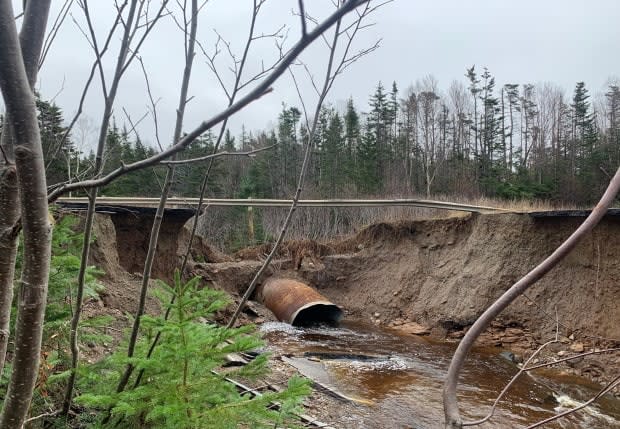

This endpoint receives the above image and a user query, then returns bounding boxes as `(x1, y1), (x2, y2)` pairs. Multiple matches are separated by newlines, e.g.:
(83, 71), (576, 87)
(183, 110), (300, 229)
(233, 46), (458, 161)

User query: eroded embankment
(89, 211), (620, 340)
(88, 211), (620, 386)
(191, 213), (620, 340)
(301, 212), (620, 342)
(197, 212), (620, 385)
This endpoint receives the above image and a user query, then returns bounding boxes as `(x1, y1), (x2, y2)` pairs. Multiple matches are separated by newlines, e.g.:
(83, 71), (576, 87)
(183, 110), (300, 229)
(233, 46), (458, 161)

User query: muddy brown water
(261, 321), (620, 429)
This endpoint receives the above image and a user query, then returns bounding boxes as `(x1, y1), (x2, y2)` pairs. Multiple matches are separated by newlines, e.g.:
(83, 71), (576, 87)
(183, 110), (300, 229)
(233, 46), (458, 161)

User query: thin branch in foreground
(525, 374), (620, 429)
(137, 55), (164, 151)
(47, 0), (374, 202)
(20, 411), (60, 429)
(463, 338), (558, 427)
(133, 0), (273, 389)
(121, 107), (149, 140)
(523, 347), (620, 372)
(39, 0), (74, 69)
(161, 145), (275, 165)
(113, 0), (200, 400)
(443, 166), (620, 429)
(297, 0), (307, 37)
(461, 308), (561, 426)
(227, 0), (385, 328)
(227, 8), (347, 329)
(62, 0), (147, 416)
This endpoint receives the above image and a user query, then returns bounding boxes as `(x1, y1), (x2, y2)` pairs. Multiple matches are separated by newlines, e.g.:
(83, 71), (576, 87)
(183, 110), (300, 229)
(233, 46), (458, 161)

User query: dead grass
(439, 194), (579, 212)
(195, 194), (582, 253)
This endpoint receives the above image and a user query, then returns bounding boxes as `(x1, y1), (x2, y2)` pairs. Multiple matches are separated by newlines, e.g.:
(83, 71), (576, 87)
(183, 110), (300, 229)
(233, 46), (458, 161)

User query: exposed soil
(198, 212), (620, 390)
(82, 210), (620, 418)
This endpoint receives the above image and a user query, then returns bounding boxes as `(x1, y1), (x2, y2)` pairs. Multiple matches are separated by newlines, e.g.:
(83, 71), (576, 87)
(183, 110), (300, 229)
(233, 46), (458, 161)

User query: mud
(200, 212), (620, 388)
(85, 210), (620, 397)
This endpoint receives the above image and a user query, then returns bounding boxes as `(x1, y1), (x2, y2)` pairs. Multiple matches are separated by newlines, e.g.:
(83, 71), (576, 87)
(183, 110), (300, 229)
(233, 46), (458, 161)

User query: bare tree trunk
(0, 0), (51, 378)
(0, 116), (17, 377)
(115, 0), (199, 395)
(228, 0), (382, 327)
(0, 162), (18, 376)
(501, 87), (506, 173)
(62, 0), (141, 414)
(226, 18), (346, 327)
(0, 1), (52, 427)
(132, 0), (272, 388)
(509, 100), (514, 173)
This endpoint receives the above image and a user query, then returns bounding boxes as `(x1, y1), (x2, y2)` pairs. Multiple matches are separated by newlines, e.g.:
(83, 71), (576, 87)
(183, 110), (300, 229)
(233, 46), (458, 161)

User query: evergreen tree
(503, 83), (520, 173)
(605, 85), (620, 165)
(356, 121), (381, 193)
(479, 68), (501, 178)
(319, 110), (344, 197)
(76, 273), (310, 428)
(223, 129), (236, 152)
(102, 125), (166, 197)
(239, 132), (275, 199)
(465, 66), (481, 160)
(174, 131), (226, 197)
(366, 82), (391, 189)
(519, 84), (538, 168)
(343, 97), (360, 185)
(571, 82), (600, 199)
(37, 96), (73, 186)
(276, 105), (301, 194)
(572, 82), (596, 148)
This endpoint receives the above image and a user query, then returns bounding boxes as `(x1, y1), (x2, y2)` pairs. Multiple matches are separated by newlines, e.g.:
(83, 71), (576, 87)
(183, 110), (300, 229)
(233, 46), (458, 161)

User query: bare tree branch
(525, 375), (620, 429)
(523, 347), (620, 372)
(463, 335), (559, 427)
(227, 0), (385, 327)
(62, 0), (150, 415)
(137, 55), (164, 151)
(20, 410), (60, 429)
(161, 145), (275, 165)
(121, 106), (149, 140)
(80, 0), (111, 98)
(44, 3), (125, 173)
(133, 0), (271, 389)
(297, 0), (307, 38)
(443, 166), (620, 429)
(39, 0), (74, 69)
(119, 0), (170, 76)
(113, 0), (200, 400)
(47, 0), (374, 202)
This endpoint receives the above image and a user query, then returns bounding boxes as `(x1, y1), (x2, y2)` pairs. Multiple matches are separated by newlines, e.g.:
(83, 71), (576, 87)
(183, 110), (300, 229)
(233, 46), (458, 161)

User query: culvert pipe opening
(257, 278), (343, 327)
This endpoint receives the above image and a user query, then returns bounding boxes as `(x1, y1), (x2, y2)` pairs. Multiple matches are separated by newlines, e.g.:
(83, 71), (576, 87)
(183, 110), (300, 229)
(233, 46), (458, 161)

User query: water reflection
(261, 320), (620, 429)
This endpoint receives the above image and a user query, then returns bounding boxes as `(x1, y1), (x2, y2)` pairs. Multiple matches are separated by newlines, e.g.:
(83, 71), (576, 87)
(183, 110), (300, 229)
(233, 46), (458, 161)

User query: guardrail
(56, 197), (509, 213)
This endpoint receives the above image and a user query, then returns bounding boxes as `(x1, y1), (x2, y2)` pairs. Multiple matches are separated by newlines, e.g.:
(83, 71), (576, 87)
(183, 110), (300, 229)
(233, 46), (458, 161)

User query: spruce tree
(75, 273), (310, 428)
(37, 96), (72, 186)
(344, 97), (360, 186)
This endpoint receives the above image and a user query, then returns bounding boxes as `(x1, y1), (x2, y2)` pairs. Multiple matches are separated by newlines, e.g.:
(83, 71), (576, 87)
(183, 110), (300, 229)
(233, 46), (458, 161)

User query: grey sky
(30, 0), (620, 150)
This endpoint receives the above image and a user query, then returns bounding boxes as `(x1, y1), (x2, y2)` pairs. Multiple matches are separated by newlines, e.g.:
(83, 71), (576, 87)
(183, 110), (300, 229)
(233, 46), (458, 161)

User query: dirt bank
(303, 212), (620, 340)
(85, 210), (620, 389)
(216, 213), (619, 341)
(197, 212), (620, 387)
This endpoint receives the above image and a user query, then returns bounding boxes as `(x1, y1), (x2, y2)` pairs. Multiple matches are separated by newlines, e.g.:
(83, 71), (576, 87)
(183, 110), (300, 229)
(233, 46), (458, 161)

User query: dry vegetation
(196, 195), (577, 251)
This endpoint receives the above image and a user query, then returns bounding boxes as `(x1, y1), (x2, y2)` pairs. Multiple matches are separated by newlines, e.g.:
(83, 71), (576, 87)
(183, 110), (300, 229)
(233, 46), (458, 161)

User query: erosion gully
(260, 321), (620, 429)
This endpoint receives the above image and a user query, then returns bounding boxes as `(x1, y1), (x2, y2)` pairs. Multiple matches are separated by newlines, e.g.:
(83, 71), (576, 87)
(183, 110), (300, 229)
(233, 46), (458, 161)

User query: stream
(261, 320), (620, 429)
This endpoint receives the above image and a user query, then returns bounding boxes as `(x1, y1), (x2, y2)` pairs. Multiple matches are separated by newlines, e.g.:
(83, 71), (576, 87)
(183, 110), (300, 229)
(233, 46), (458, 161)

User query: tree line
(9, 67), (620, 205)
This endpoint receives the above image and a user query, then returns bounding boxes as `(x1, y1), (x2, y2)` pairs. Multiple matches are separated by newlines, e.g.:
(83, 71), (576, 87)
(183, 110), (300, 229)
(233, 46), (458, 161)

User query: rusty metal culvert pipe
(256, 278), (343, 326)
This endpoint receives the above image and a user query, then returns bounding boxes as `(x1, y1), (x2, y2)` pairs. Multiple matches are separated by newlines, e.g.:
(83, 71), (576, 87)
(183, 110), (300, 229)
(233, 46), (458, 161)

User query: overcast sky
(27, 0), (620, 150)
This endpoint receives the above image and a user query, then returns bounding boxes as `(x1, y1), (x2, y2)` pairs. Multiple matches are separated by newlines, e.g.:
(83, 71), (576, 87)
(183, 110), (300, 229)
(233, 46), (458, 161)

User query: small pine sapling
(15, 215), (109, 422)
(77, 272), (310, 428)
